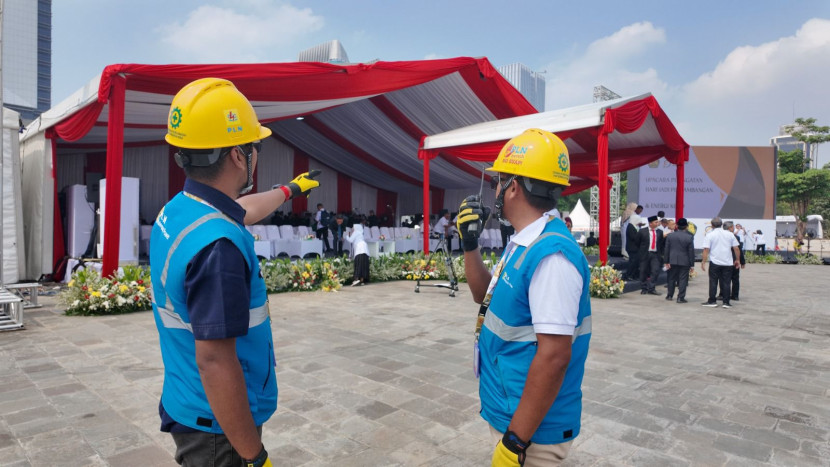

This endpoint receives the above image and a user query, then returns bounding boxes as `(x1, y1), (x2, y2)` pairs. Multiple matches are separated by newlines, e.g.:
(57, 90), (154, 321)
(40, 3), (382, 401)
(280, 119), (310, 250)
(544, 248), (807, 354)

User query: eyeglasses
(489, 176), (512, 190)
(238, 141), (262, 156)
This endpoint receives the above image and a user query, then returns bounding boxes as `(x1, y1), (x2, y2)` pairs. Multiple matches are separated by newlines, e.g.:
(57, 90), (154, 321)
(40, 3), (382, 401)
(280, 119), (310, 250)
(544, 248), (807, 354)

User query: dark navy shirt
(160, 178), (252, 433)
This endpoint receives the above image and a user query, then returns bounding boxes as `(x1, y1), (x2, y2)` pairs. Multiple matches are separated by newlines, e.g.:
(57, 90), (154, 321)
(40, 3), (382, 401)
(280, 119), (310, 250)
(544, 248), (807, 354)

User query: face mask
(239, 149), (254, 195)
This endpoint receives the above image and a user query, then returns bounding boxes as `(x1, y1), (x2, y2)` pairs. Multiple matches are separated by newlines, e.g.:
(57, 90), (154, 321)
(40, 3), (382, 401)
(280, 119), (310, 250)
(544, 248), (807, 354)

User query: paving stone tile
(105, 444), (176, 466)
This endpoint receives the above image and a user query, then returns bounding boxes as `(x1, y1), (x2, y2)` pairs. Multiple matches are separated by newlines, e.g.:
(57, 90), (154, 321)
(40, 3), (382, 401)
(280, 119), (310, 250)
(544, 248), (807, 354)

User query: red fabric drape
(50, 102), (105, 142)
(51, 137), (66, 276)
(168, 146), (186, 199)
(102, 75), (126, 278)
(292, 151), (309, 214)
(336, 172), (352, 214)
(432, 189), (445, 215)
(85, 152), (107, 178)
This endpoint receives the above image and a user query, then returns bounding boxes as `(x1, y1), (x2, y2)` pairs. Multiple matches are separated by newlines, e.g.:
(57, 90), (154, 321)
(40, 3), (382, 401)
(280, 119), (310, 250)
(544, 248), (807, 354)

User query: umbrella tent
(420, 93), (690, 263)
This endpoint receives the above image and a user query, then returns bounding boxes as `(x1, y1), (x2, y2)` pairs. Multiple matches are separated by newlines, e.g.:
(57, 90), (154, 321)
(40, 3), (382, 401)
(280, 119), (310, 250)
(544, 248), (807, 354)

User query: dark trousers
(708, 263), (733, 304)
(332, 237), (344, 256)
(639, 251), (660, 292)
(666, 265), (690, 300)
(755, 245), (766, 254)
(626, 250), (640, 279)
(731, 267), (741, 299)
(172, 426), (261, 466)
(316, 227), (331, 251)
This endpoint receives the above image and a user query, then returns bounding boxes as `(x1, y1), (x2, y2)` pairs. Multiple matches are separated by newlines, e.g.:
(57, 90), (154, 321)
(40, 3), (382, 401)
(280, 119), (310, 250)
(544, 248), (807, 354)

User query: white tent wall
(56, 153), (85, 191)
(2, 108), (26, 284)
(351, 179), (377, 217)
(308, 158), (338, 215)
(123, 146), (168, 224)
(255, 138), (294, 213)
(20, 132), (52, 280)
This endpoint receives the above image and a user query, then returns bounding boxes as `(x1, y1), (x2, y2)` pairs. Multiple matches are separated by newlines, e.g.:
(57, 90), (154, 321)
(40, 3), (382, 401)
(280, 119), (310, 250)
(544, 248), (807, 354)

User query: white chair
(379, 226), (393, 240)
(367, 226), (380, 241)
(279, 225), (297, 240)
(297, 225), (311, 238)
(250, 225), (272, 258)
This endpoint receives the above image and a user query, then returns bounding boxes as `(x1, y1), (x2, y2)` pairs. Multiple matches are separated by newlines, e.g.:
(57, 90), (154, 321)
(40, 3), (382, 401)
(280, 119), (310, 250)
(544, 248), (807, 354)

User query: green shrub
(795, 253), (823, 265)
(744, 252), (782, 264)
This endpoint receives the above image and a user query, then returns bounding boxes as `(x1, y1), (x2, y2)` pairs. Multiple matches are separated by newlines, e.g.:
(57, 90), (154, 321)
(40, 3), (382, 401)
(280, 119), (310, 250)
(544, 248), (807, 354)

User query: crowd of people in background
(618, 202), (754, 307)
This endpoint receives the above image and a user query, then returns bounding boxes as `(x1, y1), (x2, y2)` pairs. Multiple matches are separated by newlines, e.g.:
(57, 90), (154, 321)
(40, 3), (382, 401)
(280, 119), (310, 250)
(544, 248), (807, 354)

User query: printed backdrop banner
(637, 146), (776, 220)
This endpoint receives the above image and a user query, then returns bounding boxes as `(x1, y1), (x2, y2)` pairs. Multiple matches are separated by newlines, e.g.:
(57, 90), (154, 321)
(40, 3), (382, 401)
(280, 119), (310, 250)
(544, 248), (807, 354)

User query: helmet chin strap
(493, 175), (516, 227)
(239, 148), (254, 195)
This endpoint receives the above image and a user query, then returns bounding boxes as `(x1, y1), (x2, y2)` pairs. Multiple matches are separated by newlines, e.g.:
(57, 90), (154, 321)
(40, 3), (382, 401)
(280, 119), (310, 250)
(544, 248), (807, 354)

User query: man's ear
(228, 147), (246, 170)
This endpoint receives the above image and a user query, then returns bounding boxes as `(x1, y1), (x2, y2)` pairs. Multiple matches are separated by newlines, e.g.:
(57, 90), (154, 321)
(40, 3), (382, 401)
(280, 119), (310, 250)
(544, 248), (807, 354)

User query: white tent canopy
(2, 107), (25, 284)
(568, 199), (591, 232)
(776, 215), (824, 238)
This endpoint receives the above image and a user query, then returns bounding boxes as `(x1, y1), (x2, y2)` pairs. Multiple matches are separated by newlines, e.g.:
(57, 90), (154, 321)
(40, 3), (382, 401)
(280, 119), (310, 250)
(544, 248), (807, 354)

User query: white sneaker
(351, 280), (360, 287)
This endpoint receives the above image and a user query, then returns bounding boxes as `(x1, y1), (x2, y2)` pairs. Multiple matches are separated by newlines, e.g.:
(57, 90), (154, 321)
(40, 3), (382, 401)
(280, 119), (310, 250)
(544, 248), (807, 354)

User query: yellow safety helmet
(487, 128), (570, 186)
(165, 77), (272, 150)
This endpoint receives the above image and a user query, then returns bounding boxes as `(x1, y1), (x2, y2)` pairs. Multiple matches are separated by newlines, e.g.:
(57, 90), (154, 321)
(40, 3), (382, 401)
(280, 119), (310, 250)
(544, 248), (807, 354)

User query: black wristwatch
(243, 445), (269, 467)
(502, 430), (531, 458)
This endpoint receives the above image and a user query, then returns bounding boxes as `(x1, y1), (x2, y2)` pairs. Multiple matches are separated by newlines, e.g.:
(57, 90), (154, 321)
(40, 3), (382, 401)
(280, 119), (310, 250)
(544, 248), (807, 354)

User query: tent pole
(675, 158), (685, 219)
(101, 75), (126, 278)
(597, 138), (610, 265)
(422, 153), (430, 253)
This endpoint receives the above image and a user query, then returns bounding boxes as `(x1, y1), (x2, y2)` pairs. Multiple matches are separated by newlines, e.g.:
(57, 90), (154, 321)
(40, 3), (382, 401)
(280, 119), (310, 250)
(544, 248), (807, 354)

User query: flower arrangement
(378, 234), (386, 241)
(588, 262), (624, 298)
(405, 235), (412, 239)
(252, 234), (262, 241)
(61, 265), (152, 315)
(319, 261), (342, 291)
(401, 258), (440, 280)
(291, 261), (318, 290)
(304, 234), (316, 240)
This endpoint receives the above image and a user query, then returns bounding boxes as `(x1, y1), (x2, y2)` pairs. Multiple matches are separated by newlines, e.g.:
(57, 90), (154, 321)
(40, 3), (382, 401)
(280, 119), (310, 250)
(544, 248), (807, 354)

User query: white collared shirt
(703, 228), (739, 266)
(507, 209), (582, 336)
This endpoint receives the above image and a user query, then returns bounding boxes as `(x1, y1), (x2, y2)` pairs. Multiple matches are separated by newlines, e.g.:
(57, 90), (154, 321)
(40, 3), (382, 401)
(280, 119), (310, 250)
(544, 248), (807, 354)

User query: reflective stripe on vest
(160, 212), (238, 286)
(156, 303), (270, 333)
(512, 231), (572, 271)
(484, 312), (592, 343)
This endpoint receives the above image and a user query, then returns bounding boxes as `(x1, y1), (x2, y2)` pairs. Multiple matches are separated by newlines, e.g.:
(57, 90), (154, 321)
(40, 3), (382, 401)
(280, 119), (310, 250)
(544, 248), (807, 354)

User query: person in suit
(637, 215), (664, 295)
(328, 214), (346, 256)
(624, 220), (641, 281)
(663, 218), (695, 303)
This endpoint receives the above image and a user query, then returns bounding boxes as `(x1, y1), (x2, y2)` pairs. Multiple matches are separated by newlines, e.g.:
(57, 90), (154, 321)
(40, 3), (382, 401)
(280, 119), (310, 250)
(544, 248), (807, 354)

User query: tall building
(771, 124), (822, 169)
(2, 0), (51, 122)
(497, 63), (545, 112)
(298, 40), (350, 64)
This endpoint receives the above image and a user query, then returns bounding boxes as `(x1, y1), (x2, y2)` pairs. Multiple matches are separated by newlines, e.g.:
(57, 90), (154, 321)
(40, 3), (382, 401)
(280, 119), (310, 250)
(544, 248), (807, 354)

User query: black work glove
(456, 195), (490, 252)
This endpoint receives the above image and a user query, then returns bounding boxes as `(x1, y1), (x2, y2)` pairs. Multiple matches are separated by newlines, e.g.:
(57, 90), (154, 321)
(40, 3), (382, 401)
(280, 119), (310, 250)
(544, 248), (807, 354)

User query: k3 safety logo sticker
(169, 107), (182, 129)
(558, 152), (569, 172)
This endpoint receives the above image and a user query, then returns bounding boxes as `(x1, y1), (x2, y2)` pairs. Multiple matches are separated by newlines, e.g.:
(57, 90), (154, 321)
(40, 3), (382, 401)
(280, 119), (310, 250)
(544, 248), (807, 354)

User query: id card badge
(473, 339), (481, 379)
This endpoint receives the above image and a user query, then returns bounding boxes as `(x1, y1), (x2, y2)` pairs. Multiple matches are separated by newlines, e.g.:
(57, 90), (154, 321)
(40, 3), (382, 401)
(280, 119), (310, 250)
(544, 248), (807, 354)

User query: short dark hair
(517, 177), (560, 212)
(711, 217), (723, 228)
(182, 150), (230, 181)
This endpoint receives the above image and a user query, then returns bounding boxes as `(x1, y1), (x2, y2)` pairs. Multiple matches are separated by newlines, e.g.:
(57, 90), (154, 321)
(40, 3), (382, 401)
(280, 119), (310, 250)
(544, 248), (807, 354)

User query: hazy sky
(52, 0), (830, 150)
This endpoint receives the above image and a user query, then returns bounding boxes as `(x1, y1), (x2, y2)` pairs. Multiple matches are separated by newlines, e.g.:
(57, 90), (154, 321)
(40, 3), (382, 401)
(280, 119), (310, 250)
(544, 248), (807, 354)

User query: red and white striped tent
(20, 57), (687, 279)
(20, 57), (539, 278)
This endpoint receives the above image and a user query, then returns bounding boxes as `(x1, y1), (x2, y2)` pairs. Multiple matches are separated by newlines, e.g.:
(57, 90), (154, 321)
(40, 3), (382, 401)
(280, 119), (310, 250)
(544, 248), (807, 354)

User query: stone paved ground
(0, 263), (828, 466)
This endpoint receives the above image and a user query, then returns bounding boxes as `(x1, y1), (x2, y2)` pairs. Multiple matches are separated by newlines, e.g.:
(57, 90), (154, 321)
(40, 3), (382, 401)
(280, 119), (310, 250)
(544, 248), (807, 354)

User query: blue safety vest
(150, 192), (276, 434)
(479, 217), (591, 444)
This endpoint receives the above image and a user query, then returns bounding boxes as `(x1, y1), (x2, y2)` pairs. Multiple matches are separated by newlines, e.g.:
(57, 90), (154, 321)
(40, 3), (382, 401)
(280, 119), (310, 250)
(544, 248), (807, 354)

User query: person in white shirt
(346, 217), (370, 286)
(433, 210), (452, 238)
(456, 129), (591, 466)
(753, 230), (766, 254)
(701, 217), (741, 308)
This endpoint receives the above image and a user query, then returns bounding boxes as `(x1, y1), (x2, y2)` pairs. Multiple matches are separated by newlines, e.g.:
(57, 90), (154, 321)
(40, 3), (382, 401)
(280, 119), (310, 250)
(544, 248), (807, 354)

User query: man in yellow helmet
(457, 129), (592, 466)
(150, 78), (319, 467)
